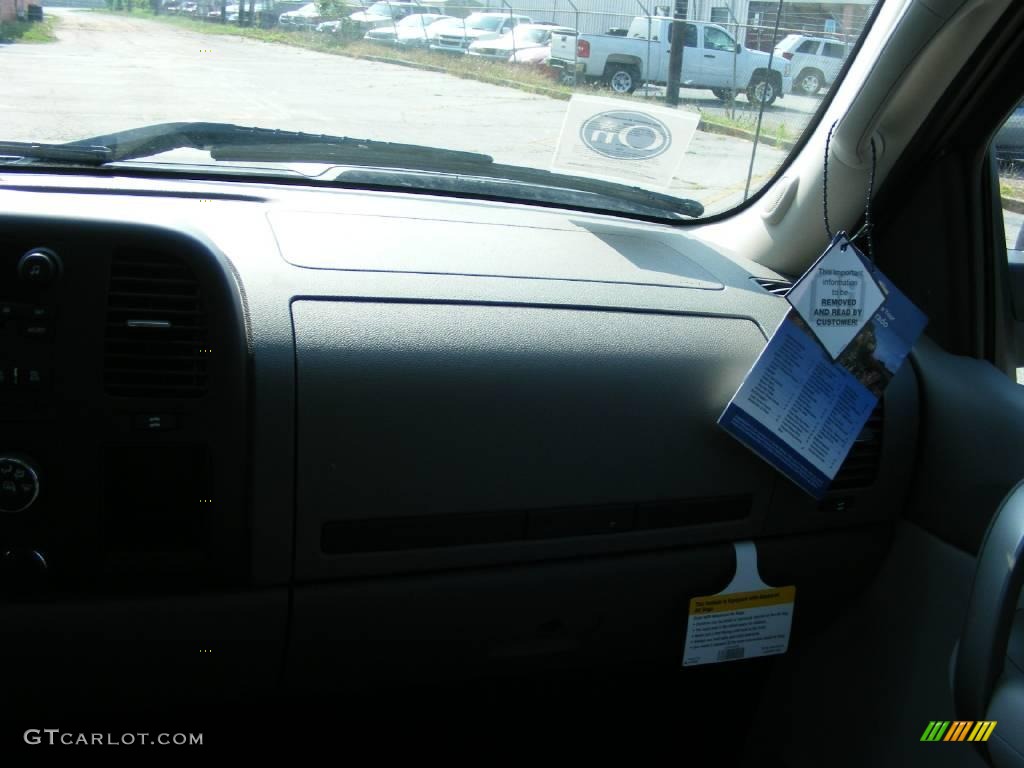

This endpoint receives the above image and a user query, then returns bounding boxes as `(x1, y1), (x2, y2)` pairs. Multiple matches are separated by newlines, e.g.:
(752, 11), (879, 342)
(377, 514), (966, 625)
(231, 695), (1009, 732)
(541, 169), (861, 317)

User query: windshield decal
(579, 110), (672, 160)
(552, 95), (698, 189)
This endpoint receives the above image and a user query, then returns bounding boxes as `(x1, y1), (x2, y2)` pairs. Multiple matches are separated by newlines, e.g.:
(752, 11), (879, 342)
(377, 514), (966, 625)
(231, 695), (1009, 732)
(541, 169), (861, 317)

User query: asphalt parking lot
(2, 8), (794, 212)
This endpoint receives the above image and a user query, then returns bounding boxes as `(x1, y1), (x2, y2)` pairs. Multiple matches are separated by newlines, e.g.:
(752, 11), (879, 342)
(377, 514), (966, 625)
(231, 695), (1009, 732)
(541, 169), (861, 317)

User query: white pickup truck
(549, 17), (792, 106)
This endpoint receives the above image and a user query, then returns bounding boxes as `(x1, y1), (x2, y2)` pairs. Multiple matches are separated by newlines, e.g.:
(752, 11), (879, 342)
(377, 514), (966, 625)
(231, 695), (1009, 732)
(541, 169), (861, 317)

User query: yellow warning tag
(682, 543), (796, 667)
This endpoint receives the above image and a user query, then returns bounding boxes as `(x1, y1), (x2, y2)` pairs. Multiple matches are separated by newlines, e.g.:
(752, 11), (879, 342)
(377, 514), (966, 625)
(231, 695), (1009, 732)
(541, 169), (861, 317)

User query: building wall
(478, 0), (647, 36)
(1, 0), (17, 23)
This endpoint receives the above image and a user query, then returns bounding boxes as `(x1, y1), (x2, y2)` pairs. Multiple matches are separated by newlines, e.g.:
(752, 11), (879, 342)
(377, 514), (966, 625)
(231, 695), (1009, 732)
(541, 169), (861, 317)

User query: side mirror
(735, 42), (742, 53)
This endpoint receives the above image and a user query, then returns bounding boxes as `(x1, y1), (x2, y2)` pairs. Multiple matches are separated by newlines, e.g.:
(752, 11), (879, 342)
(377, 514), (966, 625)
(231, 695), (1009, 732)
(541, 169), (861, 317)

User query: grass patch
(1001, 176), (1024, 200)
(0, 16), (59, 43)
(697, 110), (794, 150)
(345, 41), (578, 98)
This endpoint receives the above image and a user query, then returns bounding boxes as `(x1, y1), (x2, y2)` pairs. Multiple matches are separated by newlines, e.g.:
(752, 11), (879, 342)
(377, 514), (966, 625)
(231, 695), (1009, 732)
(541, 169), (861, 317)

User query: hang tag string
(823, 120), (877, 262)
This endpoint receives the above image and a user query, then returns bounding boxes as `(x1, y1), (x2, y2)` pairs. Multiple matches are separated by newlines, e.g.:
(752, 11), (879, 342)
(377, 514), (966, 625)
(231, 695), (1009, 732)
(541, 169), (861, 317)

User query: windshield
(397, 14), (439, 29)
(2, 2), (881, 221)
(364, 3), (398, 17)
(465, 14), (503, 31)
(512, 28), (549, 45)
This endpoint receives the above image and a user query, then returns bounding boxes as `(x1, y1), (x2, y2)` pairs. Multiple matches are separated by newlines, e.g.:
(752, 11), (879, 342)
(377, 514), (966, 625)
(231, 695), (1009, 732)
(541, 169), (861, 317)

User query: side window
(667, 23), (696, 47)
(703, 27), (735, 52)
(822, 42), (846, 59)
(684, 23), (697, 48)
(797, 39), (819, 54)
(998, 102), (1024, 252)
(996, 101), (1024, 383)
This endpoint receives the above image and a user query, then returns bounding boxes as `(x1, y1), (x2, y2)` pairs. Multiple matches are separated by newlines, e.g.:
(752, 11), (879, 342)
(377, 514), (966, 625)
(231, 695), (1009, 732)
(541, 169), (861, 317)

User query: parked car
(467, 23), (572, 62)
(279, 2), (322, 29)
(363, 13), (452, 46)
(774, 33), (849, 96)
(180, 1), (198, 15)
(509, 45), (551, 66)
(348, 2), (442, 31)
(995, 101), (1024, 164)
(207, 4), (240, 20)
(549, 17), (791, 105)
(508, 43), (559, 81)
(429, 12), (532, 55)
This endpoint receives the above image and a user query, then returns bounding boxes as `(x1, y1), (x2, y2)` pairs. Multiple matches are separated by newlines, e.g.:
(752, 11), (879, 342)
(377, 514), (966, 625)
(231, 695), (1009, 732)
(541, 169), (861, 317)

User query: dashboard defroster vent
(830, 400), (884, 491)
(104, 251), (208, 397)
(751, 277), (793, 296)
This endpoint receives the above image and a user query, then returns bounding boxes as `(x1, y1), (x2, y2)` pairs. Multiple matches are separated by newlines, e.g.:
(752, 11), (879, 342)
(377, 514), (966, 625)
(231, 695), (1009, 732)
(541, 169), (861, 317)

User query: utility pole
(665, 0), (685, 106)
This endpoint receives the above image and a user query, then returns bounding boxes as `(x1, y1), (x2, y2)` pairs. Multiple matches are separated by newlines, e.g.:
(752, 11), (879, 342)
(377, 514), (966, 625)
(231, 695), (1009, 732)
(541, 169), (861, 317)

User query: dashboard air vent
(830, 400), (884, 491)
(104, 251), (208, 397)
(751, 277), (793, 296)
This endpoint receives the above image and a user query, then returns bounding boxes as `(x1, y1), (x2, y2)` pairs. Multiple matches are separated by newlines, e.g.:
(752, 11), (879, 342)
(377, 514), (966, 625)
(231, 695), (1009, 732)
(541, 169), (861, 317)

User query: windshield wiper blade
(4, 121), (703, 218)
(69, 121), (495, 169)
(0, 142), (113, 165)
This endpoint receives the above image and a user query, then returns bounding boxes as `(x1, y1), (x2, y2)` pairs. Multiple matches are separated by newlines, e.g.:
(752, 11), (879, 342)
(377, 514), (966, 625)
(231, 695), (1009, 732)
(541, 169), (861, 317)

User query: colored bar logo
(921, 721), (997, 742)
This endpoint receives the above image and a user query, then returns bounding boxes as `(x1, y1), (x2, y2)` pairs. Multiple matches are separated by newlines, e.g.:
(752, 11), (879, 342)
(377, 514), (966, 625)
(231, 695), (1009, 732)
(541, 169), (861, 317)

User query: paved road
(2, 9), (789, 212)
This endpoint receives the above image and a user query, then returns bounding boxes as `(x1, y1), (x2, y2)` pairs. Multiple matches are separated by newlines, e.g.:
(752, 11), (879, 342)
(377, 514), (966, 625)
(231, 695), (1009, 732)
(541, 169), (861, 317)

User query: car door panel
(905, 336), (1024, 554)
(700, 26), (737, 88)
(749, 520), (988, 768)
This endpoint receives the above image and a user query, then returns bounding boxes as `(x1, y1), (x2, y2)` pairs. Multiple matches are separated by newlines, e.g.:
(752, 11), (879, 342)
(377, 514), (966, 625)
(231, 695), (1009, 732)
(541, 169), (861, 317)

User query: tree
(314, 0), (347, 18)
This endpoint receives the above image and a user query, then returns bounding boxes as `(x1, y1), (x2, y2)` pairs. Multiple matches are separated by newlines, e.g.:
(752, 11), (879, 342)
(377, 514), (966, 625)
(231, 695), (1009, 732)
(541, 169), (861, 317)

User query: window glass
(996, 101), (1024, 383)
(683, 23), (697, 47)
(822, 42), (846, 58)
(704, 26), (735, 52)
(4, 1), (884, 221)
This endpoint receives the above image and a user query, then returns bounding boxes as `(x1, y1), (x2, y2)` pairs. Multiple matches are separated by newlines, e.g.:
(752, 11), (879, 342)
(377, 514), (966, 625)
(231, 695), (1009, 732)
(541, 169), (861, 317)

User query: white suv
(774, 34), (849, 96)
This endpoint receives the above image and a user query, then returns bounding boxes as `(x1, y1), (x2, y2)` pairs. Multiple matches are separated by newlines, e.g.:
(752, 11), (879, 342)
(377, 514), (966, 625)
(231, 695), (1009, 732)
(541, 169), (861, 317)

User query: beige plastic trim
(687, 0), (1012, 276)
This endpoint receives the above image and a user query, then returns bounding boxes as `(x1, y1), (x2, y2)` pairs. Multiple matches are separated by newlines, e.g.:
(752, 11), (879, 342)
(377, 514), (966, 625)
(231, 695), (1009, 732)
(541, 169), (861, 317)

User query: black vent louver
(104, 251), (208, 397)
(831, 400), (884, 491)
(751, 277), (793, 296)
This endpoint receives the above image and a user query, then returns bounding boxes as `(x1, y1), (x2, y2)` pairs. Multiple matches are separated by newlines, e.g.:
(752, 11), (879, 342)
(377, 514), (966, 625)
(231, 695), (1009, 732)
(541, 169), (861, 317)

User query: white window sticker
(682, 542), (795, 667)
(785, 235), (885, 359)
(551, 95), (699, 189)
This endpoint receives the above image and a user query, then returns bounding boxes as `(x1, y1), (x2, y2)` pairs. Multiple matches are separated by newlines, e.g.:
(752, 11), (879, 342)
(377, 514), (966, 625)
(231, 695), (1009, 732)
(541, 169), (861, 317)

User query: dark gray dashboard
(0, 172), (919, 710)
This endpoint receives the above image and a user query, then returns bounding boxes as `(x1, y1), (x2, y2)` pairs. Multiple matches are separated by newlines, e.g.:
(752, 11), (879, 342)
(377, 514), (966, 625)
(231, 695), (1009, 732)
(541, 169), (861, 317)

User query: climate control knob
(0, 457), (40, 513)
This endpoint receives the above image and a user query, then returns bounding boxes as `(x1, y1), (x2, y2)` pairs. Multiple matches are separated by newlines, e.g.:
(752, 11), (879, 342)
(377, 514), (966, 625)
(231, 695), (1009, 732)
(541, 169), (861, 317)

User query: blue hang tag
(719, 247), (927, 499)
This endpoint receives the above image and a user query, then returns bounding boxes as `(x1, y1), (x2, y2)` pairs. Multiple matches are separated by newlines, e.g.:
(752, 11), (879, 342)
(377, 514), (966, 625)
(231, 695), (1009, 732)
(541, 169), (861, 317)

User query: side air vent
(751, 277), (793, 296)
(830, 400), (884, 492)
(104, 251), (208, 397)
